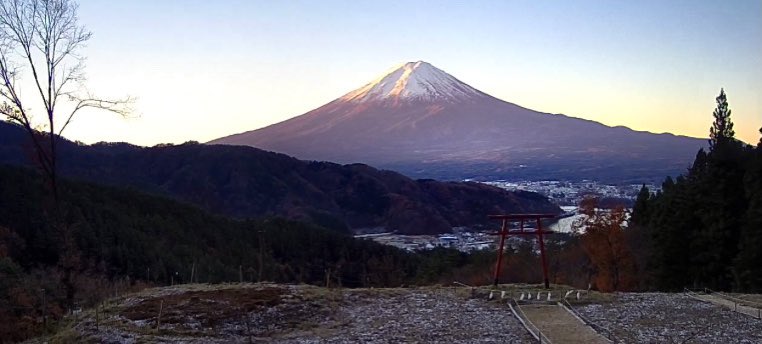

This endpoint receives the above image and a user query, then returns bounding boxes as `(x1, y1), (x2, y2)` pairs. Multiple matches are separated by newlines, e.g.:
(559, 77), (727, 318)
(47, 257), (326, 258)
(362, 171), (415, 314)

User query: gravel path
(690, 293), (762, 319)
(575, 293), (762, 343)
(520, 304), (609, 344)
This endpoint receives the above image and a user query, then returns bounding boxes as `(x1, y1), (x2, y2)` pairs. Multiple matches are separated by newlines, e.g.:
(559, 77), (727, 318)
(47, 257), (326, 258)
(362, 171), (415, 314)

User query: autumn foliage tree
(573, 197), (637, 292)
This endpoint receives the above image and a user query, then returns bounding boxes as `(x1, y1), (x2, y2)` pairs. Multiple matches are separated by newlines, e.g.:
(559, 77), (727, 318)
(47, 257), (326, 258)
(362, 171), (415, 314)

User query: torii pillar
(489, 214), (557, 289)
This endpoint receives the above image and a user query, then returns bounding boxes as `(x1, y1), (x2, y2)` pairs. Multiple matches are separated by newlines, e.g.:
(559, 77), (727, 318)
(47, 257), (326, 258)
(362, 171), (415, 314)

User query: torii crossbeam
(489, 214), (558, 288)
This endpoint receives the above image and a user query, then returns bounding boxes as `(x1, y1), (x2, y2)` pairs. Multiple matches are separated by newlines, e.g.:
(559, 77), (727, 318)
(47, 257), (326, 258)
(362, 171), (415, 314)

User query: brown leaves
(575, 197), (637, 292)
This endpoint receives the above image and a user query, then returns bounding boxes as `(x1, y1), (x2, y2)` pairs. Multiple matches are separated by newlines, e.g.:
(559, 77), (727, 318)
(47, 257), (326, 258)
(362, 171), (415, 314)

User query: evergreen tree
(689, 148), (708, 176)
(635, 90), (756, 291)
(709, 88), (735, 149)
(630, 185), (651, 226)
(733, 158), (762, 291)
(648, 177), (696, 290)
(733, 128), (762, 291)
(690, 89), (746, 290)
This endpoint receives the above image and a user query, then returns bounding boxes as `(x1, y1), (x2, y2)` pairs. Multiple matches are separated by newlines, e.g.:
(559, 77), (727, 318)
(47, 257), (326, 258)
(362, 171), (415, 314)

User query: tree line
(630, 89), (762, 292)
(508, 89), (762, 294)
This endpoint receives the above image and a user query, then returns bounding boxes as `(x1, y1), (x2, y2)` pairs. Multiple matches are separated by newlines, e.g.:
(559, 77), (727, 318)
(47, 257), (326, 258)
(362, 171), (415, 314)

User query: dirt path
(520, 304), (609, 344)
(691, 293), (762, 319)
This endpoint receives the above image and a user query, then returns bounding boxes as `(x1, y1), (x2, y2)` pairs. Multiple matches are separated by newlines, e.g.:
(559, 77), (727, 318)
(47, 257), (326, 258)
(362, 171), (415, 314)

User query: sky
(31, 0), (762, 145)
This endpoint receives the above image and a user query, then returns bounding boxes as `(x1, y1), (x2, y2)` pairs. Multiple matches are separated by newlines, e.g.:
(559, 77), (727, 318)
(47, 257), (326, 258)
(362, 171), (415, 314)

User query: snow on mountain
(339, 61), (486, 103)
(210, 60), (707, 182)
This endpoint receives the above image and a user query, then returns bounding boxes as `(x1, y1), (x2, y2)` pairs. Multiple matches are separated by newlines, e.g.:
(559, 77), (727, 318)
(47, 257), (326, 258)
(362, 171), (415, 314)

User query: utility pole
(41, 288), (47, 329)
(258, 229), (265, 282)
(190, 261), (196, 284)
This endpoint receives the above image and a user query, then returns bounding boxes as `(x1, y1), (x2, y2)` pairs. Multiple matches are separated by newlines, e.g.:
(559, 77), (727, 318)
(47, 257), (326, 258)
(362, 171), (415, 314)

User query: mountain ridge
(0, 121), (561, 234)
(211, 61), (707, 182)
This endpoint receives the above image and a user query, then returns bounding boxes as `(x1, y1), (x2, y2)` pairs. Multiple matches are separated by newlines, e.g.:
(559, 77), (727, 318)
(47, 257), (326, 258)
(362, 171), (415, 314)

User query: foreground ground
(34, 283), (762, 343)
(43, 283), (534, 343)
(576, 293), (762, 343)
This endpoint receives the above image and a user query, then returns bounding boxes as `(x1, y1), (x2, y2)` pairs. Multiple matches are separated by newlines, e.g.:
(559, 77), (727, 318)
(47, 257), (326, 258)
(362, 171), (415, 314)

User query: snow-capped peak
(340, 61), (485, 103)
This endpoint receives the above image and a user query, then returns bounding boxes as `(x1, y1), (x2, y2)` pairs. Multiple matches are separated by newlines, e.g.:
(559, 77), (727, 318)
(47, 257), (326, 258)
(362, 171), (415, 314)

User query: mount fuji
(210, 61), (706, 182)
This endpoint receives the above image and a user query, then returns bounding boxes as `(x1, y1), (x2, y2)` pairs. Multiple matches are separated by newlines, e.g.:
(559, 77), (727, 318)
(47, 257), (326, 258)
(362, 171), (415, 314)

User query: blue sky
(61, 0), (762, 145)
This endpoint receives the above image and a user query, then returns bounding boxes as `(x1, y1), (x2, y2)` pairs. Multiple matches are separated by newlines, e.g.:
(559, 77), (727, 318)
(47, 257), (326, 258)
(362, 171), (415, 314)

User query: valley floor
(33, 283), (762, 344)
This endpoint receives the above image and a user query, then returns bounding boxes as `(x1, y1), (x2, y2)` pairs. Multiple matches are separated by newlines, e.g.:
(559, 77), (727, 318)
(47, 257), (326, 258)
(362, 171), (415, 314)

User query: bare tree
(0, 0), (131, 199)
(0, 0), (131, 305)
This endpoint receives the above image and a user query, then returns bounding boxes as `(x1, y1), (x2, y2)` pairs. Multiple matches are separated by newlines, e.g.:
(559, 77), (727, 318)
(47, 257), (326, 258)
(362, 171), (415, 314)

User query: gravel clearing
(282, 288), (534, 343)
(58, 284), (534, 343)
(575, 293), (762, 343)
(32, 285), (762, 343)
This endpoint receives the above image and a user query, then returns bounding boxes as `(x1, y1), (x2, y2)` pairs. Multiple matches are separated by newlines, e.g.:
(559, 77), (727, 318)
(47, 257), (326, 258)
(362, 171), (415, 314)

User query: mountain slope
(0, 121), (560, 234)
(0, 163), (472, 340)
(211, 61), (706, 182)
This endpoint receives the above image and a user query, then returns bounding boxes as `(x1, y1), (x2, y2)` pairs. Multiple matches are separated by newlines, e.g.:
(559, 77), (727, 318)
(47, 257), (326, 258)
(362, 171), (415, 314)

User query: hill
(211, 61), (707, 183)
(0, 164), (498, 341)
(0, 121), (560, 235)
(0, 165), (422, 286)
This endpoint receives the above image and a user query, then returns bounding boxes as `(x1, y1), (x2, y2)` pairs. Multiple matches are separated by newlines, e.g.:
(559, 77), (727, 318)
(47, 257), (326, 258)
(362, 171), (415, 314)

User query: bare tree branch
(59, 93), (134, 135)
(0, 0), (131, 196)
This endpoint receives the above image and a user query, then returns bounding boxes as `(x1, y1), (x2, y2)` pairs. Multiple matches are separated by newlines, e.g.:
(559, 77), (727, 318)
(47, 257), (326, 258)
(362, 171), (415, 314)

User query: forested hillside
(0, 164), (504, 340)
(0, 121), (559, 235)
(630, 90), (762, 292)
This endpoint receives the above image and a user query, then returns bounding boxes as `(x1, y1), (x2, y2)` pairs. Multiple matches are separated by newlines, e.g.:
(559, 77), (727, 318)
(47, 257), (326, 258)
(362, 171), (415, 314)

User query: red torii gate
(489, 214), (557, 289)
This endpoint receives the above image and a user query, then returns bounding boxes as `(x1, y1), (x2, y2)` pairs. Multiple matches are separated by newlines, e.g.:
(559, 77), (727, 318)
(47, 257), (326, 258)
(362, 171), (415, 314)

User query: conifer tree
(689, 148), (708, 176)
(633, 90), (760, 291)
(733, 134), (762, 291)
(695, 89), (746, 290)
(630, 185), (651, 226)
(709, 88), (735, 149)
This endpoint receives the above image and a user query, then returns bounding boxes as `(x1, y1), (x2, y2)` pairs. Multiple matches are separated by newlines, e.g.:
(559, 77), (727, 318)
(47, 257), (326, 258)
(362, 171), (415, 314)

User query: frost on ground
(575, 293), (762, 344)
(39, 285), (762, 344)
(284, 288), (533, 343)
(61, 283), (534, 344)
